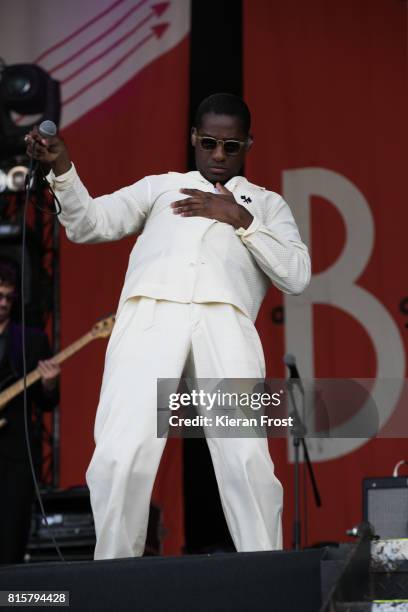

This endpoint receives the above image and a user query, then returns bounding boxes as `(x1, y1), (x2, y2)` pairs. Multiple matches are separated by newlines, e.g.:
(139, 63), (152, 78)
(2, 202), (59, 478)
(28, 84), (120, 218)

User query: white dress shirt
(48, 165), (311, 321)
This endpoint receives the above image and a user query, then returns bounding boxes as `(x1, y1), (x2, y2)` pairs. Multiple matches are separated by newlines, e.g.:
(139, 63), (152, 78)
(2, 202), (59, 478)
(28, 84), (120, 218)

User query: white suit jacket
(48, 166), (311, 321)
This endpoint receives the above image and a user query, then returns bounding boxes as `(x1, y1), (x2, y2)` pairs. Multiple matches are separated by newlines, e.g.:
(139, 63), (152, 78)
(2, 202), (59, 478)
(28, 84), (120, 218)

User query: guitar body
(0, 315), (114, 432)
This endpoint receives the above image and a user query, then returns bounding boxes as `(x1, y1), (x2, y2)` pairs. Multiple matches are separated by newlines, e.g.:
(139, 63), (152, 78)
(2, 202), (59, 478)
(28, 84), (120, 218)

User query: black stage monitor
(363, 477), (408, 539)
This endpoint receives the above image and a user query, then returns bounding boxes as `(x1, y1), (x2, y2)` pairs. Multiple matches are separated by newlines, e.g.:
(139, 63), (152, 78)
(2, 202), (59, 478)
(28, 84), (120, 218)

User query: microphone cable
(21, 129), (65, 562)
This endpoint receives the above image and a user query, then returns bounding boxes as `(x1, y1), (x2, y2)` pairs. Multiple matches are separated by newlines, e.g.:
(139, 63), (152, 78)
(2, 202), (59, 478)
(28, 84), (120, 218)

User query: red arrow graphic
(35, 0), (128, 63)
(49, 0), (154, 75)
(152, 3), (170, 18)
(151, 23), (169, 38)
(60, 9), (165, 85)
(63, 23), (170, 107)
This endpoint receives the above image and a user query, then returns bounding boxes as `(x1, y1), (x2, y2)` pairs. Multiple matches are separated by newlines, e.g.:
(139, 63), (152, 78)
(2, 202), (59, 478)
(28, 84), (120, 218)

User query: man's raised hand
(25, 126), (72, 176)
(171, 182), (253, 229)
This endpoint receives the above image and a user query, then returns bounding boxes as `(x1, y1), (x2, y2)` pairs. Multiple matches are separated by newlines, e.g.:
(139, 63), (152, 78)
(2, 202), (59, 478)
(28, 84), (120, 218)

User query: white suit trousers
(86, 297), (283, 559)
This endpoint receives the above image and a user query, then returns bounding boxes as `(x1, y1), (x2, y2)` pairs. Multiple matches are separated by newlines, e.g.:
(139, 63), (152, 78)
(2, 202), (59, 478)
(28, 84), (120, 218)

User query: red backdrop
(244, 0), (408, 547)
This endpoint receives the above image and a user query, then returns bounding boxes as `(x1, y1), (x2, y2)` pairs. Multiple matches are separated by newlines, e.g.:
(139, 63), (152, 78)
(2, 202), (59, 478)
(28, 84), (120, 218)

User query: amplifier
(27, 486), (163, 561)
(363, 477), (408, 539)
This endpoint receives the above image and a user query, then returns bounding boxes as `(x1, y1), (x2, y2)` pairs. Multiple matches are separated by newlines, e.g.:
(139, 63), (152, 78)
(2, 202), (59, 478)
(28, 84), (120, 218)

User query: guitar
(0, 315), (115, 429)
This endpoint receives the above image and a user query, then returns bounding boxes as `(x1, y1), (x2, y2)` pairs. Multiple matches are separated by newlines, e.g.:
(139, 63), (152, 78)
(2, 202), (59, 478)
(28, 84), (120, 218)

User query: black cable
(27, 163), (62, 216)
(36, 165), (62, 216)
(21, 147), (65, 562)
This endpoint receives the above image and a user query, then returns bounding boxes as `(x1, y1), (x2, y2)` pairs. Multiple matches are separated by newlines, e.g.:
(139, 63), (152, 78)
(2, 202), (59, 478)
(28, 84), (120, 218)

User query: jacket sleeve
(47, 164), (153, 243)
(31, 332), (59, 413)
(235, 192), (311, 295)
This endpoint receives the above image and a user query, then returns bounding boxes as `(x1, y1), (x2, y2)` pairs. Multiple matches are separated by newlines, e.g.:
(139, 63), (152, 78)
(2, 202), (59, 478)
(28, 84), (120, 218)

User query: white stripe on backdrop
(0, 0), (190, 128)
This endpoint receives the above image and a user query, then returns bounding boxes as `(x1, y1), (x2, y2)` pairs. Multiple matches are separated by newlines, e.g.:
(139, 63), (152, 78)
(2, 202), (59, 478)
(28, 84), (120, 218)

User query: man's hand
(25, 126), (72, 176)
(171, 182), (253, 230)
(37, 358), (61, 393)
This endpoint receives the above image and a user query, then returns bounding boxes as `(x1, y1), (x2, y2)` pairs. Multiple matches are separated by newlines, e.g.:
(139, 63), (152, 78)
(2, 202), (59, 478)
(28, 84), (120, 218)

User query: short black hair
(194, 93), (251, 134)
(0, 261), (17, 288)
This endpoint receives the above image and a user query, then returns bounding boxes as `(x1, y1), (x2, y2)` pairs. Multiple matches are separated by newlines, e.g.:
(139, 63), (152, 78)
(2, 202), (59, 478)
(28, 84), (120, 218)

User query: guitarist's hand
(38, 359), (60, 393)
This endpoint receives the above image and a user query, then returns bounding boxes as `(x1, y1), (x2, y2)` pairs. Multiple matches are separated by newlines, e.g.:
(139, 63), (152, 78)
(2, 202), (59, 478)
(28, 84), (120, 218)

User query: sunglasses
(0, 292), (16, 303)
(196, 135), (249, 156)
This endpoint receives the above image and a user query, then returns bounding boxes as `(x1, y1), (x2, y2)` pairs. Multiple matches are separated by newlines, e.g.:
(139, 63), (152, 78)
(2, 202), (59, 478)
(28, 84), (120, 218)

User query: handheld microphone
(25, 120), (57, 191)
(38, 120), (57, 138)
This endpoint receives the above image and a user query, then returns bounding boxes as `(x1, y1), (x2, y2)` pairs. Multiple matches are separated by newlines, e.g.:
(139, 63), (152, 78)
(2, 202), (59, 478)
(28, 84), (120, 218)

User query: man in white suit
(26, 93), (310, 559)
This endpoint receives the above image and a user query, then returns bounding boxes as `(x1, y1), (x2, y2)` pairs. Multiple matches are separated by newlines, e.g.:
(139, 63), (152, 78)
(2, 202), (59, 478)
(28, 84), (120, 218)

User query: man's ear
(191, 127), (197, 147)
(246, 133), (254, 151)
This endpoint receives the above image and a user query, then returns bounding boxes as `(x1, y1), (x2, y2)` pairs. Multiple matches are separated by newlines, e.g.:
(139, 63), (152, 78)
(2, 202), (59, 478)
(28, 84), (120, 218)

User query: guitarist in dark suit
(0, 262), (60, 564)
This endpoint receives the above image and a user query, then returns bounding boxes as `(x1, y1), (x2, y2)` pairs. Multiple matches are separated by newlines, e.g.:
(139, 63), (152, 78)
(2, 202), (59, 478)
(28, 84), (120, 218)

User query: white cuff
(46, 163), (77, 189)
(235, 215), (261, 237)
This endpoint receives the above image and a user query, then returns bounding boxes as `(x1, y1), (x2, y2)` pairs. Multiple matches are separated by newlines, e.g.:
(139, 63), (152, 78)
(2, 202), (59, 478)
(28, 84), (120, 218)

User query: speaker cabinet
(363, 477), (408, 538)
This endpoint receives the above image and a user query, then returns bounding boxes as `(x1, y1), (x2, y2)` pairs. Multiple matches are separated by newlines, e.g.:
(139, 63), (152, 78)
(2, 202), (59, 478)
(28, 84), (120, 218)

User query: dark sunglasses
(0, 292), (16, 302)
(196, 135), (249, 156)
